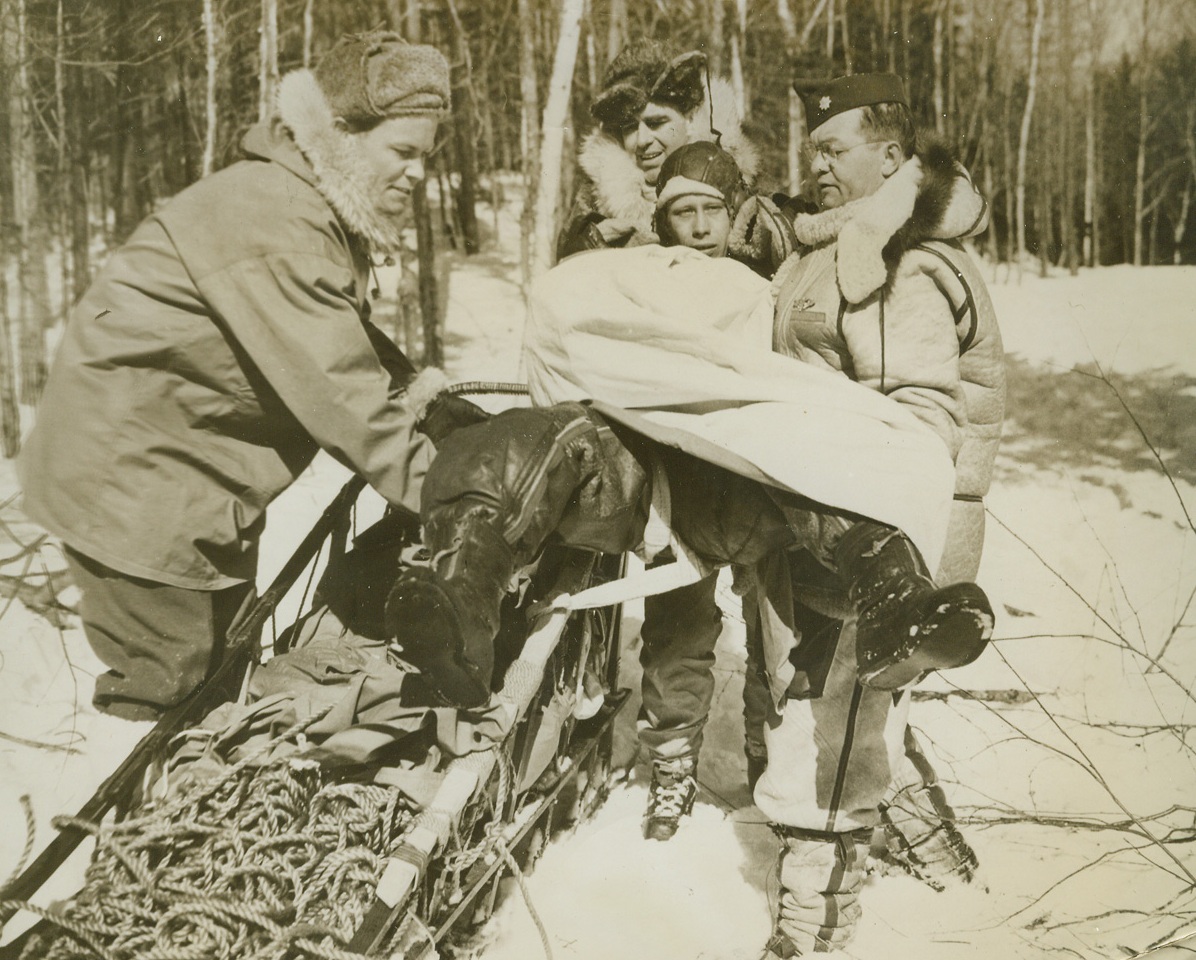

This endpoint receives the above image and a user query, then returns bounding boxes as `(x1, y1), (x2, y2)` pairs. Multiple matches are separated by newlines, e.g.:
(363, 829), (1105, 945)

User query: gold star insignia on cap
(820, 96), (831, 110)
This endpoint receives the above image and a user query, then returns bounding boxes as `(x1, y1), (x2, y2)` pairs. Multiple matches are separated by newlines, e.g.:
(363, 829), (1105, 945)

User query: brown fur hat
(592, 40), (707, 130)
(314, 30), (450, 127)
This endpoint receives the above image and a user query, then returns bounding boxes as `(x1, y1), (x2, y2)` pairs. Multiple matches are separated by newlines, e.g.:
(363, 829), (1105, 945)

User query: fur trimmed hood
(788, 137), (990, 303)
(277, 69), (407, 254)
(577, 77), (761, 232)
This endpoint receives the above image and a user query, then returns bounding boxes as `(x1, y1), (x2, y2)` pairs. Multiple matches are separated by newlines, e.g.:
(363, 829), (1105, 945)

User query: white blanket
(524, 245), (954, 569)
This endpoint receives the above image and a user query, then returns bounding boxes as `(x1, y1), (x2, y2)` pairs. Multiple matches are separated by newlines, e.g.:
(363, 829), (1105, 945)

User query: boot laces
(650, 772), (697, 820)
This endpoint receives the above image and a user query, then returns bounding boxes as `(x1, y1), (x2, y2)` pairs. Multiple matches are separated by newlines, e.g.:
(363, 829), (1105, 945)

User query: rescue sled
(0, 399), (631, 959)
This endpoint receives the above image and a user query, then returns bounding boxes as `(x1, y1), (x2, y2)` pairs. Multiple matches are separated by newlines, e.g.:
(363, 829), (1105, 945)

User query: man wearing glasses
(754, 73), (1004, 957)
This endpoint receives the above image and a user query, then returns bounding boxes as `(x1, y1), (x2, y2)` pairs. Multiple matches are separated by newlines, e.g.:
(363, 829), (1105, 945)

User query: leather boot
(834, 521), (994, 690)
(644, 755), (698, 842)
(385, 511), (512, 707)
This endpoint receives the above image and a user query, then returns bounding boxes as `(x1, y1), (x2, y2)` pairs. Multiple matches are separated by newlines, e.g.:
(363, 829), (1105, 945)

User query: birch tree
(517, 0), (540, 284)
(531, 0), (585, 278)
(1016, 0), (1045, 265)
(203, 0), (218, 176)
(1132, 0), (1151, 266)
(5, 0), (50, 403)
(259, 0), (279, 121)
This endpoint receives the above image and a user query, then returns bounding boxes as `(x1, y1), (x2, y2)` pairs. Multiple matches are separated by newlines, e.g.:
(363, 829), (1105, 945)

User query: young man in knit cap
(748, 73), (1005, 958)
(19, 31), (478, 722)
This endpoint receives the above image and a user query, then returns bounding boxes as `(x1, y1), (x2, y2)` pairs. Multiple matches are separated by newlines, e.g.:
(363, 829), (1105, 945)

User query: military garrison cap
(793, 73), (908, 133)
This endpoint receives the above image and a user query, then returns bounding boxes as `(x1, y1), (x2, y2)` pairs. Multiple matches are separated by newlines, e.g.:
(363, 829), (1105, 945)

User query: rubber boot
(385, 512), (512, 707)
(834, 521), (994, 691)
(766, 827), (871, 956)
(644, 755), (698, 842)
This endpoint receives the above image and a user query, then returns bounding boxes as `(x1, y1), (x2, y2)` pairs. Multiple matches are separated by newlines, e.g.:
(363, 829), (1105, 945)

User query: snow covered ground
(1, 201), (1194, 960)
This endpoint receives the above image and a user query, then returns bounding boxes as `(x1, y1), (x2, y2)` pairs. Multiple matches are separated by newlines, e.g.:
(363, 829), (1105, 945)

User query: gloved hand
(418, 393), (491, 446)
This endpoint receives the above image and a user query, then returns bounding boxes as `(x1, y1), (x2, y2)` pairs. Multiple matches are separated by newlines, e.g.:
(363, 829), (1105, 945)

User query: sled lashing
(1, 472), (629, 959)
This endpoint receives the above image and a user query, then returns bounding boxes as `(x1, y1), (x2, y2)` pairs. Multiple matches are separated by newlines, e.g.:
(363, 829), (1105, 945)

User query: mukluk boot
(875, 728), (978, 890)
(644, 755), (698, 842)
(385, 510), (512, 707)
(834, 521), (994, 690)
(764, 826), (871, 957)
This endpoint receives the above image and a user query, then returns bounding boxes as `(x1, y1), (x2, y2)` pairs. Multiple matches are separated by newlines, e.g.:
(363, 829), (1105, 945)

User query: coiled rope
(4, 711), (418, 960)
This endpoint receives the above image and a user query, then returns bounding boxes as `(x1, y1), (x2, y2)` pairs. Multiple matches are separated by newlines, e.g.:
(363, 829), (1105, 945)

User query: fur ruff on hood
(277, 69), (408, 254)
(787, 137), (990, 304)
(577, 77), (761, 232)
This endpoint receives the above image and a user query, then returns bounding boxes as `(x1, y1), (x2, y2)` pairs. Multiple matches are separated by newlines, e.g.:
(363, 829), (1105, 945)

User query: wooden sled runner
(1, 465), (630, 959)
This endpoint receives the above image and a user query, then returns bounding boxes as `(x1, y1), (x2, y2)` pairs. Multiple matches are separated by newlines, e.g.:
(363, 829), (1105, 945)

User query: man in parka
(752, 72), (1005, 958)
(18, 32), (475, 722)
(557, 38), (795, 277)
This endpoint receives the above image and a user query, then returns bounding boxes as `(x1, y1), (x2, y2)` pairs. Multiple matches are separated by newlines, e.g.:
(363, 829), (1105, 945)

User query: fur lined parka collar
(576, 77), (761, 233)
(785, 138), (989, 304)
(276, 69), (407, 254)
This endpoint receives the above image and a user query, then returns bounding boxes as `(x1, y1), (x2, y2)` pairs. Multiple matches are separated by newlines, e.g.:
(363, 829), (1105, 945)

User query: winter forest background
(1, 0), (1196, 453)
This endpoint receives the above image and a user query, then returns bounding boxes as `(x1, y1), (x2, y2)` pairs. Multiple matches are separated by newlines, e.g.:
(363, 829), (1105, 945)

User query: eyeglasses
(803, 140), (891, 166)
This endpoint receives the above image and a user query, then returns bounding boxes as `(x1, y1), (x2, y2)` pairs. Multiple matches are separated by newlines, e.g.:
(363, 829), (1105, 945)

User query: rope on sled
(3, 712), (420, 960)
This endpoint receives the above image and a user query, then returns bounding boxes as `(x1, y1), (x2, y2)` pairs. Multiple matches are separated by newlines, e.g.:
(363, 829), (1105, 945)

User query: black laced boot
(644, 756), (698, 842)
(385, 512), (513, 707)
(834, 521), (994, 690)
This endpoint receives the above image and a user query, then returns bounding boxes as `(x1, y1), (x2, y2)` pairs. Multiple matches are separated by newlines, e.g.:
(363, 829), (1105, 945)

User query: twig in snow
(0, 730), (81, 754)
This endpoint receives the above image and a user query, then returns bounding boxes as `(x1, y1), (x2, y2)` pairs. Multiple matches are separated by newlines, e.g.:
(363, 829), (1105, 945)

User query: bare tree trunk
(1132, 0), (1150, 266)
(933, 0), (945, 134)
(1173, 181), (1191, 265)
(7, 0), (50, 404)
(258, 0), (278, 121)
(446, 0), (480, 254)
(840, 0), (853, 73)
(883, 0), (896, 71)
(984, 156), (1000, 261)
(517, 0), (540, 286)
(607, 0), (626, 62)
(413, 181), (440, 367)
(531, 0), (584, 278)
(302, 0), (314, 67)
(584, 0), (598, 94)
(1003, 79), (1016, 264)
(1060, 0), (1078, 274)
(731, 0), (747, 118)
(826, 0), (835, 60)
(66, 7), (89, 302)
(709, 0), (724, 76)
(405, 0), (421, 41)
(1083, 37), (1097, 266)
(1176, 103), (1196, 264)
(1016, 0), (1044, 266)
(203, 0), (219, 176)
(55, 0), (70, 316)
(0, 38), (21, 454)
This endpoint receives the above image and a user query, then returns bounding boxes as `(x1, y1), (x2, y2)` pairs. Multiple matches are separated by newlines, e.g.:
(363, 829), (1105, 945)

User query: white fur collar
(578, 132), (657, 229)
(277, 69), (406, 254)
(792, 157), (925, 304)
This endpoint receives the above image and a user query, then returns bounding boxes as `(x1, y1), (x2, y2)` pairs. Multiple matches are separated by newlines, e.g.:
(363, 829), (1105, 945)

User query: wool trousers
(64, 546), (254, 720)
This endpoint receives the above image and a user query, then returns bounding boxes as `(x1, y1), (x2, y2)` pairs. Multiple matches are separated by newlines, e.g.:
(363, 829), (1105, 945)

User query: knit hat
(592, 40), (707, 130)
(314, 30), (450, 126)
(654, 141), (745, 212)
(793, 73), (908, 134)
